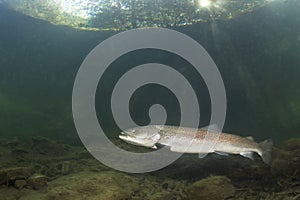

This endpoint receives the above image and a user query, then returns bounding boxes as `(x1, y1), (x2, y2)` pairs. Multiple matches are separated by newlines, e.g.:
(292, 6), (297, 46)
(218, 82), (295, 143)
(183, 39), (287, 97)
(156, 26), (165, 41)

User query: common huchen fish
(119, 125), (273, 164)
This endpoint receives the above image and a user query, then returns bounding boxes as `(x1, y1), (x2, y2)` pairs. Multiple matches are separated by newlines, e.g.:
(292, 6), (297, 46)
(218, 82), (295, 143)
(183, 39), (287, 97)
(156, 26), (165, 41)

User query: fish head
(119, 126), (162, 149)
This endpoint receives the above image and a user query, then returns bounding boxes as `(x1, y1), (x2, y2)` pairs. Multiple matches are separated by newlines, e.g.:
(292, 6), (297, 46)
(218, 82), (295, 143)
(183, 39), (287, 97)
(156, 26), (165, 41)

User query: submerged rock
(187, 176), (235, 200)
(30, 136), (71, 156)
(0, 167), (33, 185)
(45, 171), (139, 200)
(280, 138), (300, 152)
(150, 191), (174, 200)
(272, 138), (300, 175)
(14, 179), (27, 189)
(27, 174), (47, 190)
(60, 161), (71, 175)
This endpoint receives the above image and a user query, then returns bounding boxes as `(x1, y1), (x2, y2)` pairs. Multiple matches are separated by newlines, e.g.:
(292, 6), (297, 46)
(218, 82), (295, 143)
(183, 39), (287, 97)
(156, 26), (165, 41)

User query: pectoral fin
(240, 152), (254, 160)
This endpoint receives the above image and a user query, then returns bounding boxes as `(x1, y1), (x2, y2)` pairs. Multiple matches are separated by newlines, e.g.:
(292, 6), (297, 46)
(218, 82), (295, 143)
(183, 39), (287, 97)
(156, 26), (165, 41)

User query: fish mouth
(119, 132), (136, 141)
(119, 131), (160, 148)
(118, 134), (128, 141)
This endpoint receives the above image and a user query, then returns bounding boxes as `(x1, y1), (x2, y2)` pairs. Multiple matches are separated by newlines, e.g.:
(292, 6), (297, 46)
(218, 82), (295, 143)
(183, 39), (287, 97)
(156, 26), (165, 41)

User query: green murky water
(0, 0), (299, 199)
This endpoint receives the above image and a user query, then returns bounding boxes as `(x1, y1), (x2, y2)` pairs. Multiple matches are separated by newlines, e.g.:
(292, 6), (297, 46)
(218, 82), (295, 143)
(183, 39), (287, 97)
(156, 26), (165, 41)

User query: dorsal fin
(245, 136), (254, 141)
(200, 124), (220, 132)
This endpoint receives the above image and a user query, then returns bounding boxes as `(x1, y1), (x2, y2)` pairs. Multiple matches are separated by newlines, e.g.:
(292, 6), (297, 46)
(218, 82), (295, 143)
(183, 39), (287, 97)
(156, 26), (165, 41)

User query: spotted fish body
(119, 125), (273, 164)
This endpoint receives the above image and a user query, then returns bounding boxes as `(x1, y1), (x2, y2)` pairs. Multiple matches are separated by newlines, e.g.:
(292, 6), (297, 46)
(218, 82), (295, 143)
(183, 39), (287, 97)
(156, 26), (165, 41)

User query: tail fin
(258, 139), (273, 165)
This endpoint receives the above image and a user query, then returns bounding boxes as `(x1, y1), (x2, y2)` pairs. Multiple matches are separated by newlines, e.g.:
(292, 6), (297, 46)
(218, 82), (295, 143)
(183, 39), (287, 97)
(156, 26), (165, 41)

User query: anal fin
(240, 152), (254, 160)
(198, 153), (208, 158)
(215, 151), (229, 156)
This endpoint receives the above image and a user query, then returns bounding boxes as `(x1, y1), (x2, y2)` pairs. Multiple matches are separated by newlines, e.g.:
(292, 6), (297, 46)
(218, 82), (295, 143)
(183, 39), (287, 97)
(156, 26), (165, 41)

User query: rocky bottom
(0, 136), (299, 200)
